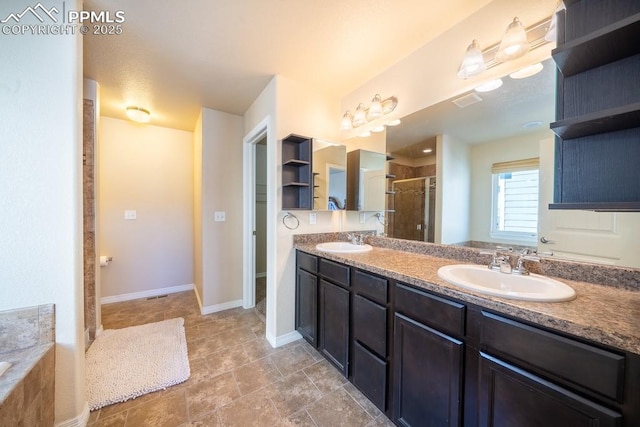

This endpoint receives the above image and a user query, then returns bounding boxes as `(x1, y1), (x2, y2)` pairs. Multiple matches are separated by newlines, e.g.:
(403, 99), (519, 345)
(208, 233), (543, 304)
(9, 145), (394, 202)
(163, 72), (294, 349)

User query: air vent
(452, 93), (482, 108)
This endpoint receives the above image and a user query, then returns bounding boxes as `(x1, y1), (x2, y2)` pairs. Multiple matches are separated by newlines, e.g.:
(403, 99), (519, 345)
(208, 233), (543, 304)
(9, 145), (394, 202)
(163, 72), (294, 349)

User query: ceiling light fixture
(509, 62), (544, 79)
(456, 17), (551, 80)
(340, 95), (398, 134)
(475, 78), (503, 93)
(126, 106), (151, 123)
(422, 148), (433, 154)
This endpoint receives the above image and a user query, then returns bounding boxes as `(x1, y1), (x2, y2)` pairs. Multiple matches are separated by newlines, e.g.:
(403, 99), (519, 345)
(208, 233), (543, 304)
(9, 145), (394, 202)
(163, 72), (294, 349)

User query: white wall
(469, 130), (546, 244)
(196, 108), (244, 312)
(99, 118), (194, 299)
(436, 134), (471, 244)
(0, 0), (86, 423)
(340, 0), (556, 131)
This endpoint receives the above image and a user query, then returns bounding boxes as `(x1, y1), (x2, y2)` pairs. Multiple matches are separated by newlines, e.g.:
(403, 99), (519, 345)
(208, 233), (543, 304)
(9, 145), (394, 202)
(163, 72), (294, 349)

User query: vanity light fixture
(126, 106), (151, 123)
(341, 95), (398, 133)
(475, 78), (503, 93)
(456, 17), (552, 80)
(457, 39), (487, 79)
(495, 17), (530, 62)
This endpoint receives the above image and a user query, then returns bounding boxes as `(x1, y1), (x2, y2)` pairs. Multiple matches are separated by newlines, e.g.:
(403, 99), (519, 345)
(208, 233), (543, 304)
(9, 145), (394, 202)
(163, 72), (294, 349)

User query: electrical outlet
(359, 213), (366, 224)
(214, 211), (226, 222)
(124, 210), (137, 220)
(309, 213), (317, 225)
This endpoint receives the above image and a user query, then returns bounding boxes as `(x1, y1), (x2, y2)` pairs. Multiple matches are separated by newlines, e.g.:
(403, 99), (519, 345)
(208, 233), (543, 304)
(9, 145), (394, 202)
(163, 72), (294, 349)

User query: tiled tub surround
(0, 304), (55, 426)
(293, 233), (640, 355)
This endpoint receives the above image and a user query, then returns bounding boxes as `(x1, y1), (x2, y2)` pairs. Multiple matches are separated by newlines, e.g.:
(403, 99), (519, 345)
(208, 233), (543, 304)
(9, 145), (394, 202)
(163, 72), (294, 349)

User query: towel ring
(374, 212), (387, 226)
(282, 212), (300, 230)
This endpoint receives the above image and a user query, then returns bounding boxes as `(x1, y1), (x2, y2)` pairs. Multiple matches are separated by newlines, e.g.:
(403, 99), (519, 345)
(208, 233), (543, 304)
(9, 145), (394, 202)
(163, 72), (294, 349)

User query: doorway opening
(254, 137), (267, 318)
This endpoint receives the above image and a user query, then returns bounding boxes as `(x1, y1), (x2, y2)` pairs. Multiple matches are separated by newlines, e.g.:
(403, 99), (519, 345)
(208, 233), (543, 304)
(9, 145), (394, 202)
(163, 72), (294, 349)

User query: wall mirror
(384, 58), (640, 268)
(346, 149), (387, 211)
(312, 140), (347, 210)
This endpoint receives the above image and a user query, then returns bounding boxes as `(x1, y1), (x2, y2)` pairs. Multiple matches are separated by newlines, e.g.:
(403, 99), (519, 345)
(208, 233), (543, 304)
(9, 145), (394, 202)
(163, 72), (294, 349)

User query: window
(490, 158), (539, 242)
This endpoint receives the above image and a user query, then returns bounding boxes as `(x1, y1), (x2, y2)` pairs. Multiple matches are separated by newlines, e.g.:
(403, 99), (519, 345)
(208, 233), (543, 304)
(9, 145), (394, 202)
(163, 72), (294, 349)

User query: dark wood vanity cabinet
(392, 283), (465, 427)
(318, 258), (351, 375)
(295, 251), (318, 345)
(294, 251), (640, 426)
(351, 269), (390, 412)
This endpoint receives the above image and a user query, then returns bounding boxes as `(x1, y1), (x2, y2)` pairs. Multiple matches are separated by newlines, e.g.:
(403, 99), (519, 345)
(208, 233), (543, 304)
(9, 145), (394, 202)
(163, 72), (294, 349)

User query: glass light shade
(352, 103), (368, 127)
(495, 17), (529, 62)
(475, 78), (503, 93)
(340, 111), (353, 130)
(457, 40), (487, 79)
(509, 63), (543, 79)
(371, 125), (386, 133)
(126, 106), (151, 123)
(368, 94), (383, 120)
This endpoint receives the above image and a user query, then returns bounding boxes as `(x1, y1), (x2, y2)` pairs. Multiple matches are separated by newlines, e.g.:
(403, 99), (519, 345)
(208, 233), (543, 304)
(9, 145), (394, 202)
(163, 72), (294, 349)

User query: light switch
(124, 210), (137, 220)
(359, 213), (366, 224)
(214, 211), (226, 222)
(309, 213), (317, 225)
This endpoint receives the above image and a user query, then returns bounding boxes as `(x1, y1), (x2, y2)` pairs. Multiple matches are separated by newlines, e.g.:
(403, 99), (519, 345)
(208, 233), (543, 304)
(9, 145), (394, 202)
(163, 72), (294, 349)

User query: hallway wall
(99, 117), (194, 300)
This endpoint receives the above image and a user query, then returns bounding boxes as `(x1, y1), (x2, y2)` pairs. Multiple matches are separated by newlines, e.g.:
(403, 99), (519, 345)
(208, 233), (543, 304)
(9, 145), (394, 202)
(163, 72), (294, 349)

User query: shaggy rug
(85, 317), (190, 410)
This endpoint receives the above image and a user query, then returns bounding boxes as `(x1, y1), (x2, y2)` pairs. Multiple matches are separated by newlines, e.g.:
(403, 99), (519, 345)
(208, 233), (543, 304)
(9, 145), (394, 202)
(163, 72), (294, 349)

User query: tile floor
(87, 291), (394, 427)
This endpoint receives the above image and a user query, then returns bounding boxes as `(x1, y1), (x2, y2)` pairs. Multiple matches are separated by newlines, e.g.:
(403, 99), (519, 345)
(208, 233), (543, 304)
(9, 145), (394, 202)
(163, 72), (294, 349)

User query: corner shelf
(282, 134), (312, 210)
(550, 103), (640, 139)
(552, 12), (640, 77)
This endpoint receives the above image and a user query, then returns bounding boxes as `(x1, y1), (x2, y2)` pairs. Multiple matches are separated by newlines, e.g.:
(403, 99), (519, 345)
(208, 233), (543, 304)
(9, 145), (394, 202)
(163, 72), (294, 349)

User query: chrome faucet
(346, 233), (365, 245)
(481, 250), (512, 273)
(512, 249), (541, 275)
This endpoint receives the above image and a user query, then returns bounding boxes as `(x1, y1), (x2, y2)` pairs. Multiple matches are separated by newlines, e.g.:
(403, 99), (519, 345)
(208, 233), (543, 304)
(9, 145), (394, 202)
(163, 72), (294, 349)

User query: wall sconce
(126, 106), (151, 123)
(341, 95), (398, 134)
(457, 16), (552, 80)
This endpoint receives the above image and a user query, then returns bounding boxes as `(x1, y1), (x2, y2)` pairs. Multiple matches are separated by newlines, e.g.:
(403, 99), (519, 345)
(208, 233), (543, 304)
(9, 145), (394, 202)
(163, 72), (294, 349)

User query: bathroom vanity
(294, 236), (640, 426)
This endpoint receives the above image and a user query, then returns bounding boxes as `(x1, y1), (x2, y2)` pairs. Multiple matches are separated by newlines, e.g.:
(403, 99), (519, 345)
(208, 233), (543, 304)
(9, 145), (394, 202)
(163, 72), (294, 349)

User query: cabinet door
(478, 352), (622, 427)
(295, 268), (317, 346)
(393, 313), (463, 427)
(353, 341), (387, 412)
(319, 279), (350, 375)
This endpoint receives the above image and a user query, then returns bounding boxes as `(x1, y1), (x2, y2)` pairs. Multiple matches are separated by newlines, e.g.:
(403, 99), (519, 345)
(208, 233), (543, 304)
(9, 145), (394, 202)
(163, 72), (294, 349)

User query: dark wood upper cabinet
(550, 0), (640, 211)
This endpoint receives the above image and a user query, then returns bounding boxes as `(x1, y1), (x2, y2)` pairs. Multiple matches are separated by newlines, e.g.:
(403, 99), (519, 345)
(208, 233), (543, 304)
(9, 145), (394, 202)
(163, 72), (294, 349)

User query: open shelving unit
(282, 134), (313, 210)
(549, 0), (640, 211)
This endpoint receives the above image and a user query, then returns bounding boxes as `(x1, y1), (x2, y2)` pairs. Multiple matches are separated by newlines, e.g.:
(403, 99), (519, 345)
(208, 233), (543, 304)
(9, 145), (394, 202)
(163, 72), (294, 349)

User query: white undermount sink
(316, 241), (373, 254)
(437, 264), (576, 302)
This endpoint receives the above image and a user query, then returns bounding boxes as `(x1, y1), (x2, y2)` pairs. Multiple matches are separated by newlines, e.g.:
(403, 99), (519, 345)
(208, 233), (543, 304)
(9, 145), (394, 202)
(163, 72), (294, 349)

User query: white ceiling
(83, 0), (493, 131)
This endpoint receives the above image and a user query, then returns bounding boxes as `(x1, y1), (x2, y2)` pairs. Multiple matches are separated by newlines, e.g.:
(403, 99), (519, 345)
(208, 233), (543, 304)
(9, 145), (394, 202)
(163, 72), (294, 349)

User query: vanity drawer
(297, 251), (317, 274)
(480, 311), (625, 403)
(395, 283), (465, 339)
(353, 269), (388, 304)
(353, 294), (387, 358)
(319, 258), (350, 288)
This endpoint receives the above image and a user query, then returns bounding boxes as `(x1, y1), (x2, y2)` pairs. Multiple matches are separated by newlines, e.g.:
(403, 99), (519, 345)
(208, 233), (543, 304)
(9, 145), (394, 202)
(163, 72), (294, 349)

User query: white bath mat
(85, 317), (190, 411)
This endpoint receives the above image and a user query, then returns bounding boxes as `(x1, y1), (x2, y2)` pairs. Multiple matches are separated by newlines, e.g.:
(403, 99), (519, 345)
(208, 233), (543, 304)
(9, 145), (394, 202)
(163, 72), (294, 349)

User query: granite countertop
(295, 242), (640, 356)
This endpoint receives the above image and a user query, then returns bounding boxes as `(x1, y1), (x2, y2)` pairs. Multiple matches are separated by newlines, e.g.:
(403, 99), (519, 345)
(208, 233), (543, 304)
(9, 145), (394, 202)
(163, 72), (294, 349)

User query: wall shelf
(282, 134), (313, 210)
(550, 103), (640, 139)
(552, 13), (640, 77)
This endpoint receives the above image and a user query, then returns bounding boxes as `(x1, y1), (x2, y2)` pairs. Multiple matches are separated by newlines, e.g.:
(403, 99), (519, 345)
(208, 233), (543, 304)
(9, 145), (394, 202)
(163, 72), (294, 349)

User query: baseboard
(267, 330), (302, 348)
(200, 299), (243, 315)
(100, 284), (194, 305)
(255, 272), (267, 279)
(55, 402), (89, 427)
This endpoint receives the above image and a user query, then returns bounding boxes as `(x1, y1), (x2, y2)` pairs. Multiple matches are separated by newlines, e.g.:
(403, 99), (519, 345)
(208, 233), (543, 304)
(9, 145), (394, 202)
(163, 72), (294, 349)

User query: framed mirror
(312, 140), (347, 210)
(384, 58), (640, 268)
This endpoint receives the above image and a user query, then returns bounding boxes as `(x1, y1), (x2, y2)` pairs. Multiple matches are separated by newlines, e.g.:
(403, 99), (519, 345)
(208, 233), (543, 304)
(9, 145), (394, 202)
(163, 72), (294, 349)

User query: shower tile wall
(83, 99), (96, 343)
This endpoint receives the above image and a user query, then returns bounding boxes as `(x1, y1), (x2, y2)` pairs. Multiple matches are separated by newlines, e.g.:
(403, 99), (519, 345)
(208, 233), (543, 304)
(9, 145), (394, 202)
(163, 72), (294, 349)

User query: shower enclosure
(390, 176), (436, 242)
